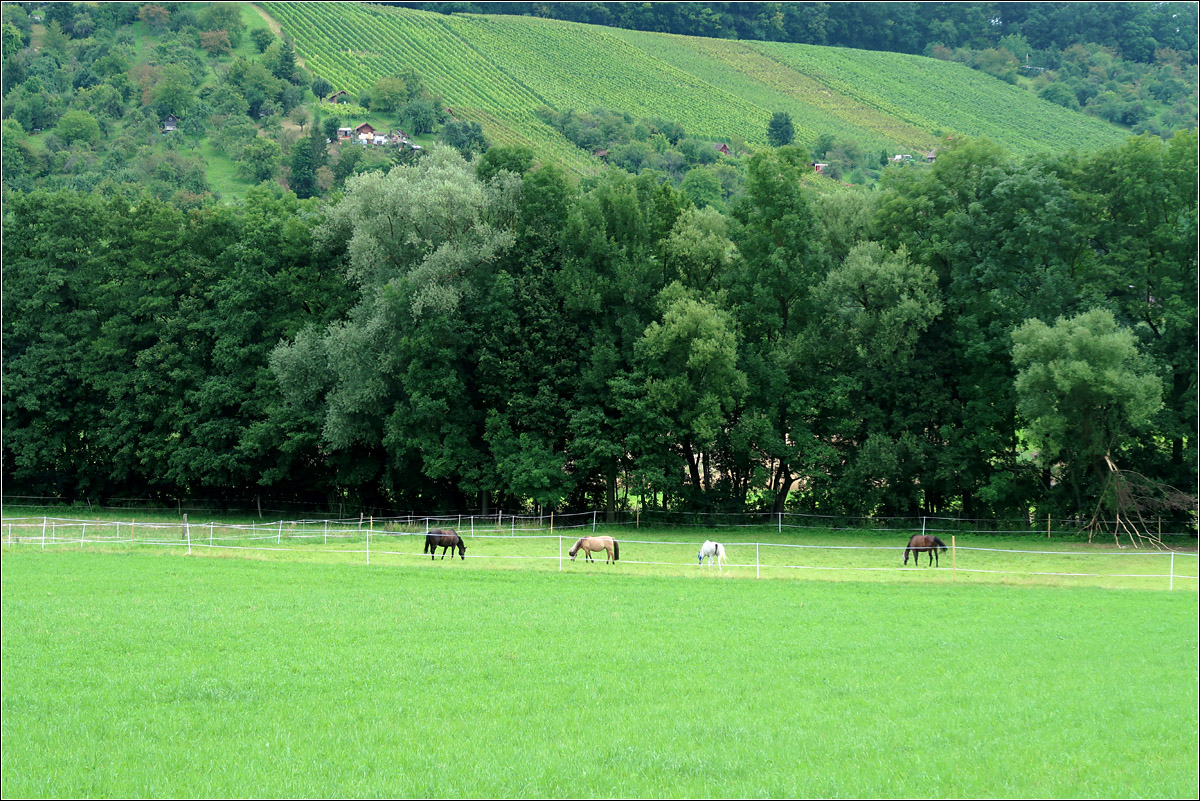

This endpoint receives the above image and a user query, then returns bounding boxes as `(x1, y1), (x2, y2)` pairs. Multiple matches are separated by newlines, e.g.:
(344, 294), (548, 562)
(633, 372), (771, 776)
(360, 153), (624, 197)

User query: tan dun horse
(569, 536), (619, 563)
(903, 534), (947, 567)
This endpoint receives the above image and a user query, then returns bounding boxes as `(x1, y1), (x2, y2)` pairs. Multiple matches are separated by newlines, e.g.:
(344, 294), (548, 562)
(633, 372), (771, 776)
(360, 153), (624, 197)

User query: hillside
(261, 2), (1130, 171)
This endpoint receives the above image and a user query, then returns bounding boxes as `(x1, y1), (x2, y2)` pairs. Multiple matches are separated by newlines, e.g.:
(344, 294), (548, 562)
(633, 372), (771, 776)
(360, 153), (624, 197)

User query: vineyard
(258, 2), (1129, 171)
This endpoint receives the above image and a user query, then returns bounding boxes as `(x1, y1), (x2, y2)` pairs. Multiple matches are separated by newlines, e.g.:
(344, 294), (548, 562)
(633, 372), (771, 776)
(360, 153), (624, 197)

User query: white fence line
(4, 516), (1197, 590)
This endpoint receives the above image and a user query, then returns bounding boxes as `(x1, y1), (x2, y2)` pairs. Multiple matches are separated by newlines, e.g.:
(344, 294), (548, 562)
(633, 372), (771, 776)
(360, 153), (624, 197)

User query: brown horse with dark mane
(568, 536), (619, 564)
(903, 534), (947, 567)
(424, 528), (466, 561)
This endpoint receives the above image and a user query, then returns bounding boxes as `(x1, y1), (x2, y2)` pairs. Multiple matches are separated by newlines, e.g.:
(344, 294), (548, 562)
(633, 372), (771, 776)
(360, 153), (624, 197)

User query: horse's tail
(613, 539), (619, 561)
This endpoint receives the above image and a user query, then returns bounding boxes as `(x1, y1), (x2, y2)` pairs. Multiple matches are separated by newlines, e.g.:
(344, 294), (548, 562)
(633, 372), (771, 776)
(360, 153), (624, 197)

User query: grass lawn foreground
(2, 547), (1197, 798)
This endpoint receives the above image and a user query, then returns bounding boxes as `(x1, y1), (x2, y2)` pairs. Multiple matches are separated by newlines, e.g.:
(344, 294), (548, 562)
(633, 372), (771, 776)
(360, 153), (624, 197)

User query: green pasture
(2, 546), (1196, 798)
(4, 509), (1196, 593)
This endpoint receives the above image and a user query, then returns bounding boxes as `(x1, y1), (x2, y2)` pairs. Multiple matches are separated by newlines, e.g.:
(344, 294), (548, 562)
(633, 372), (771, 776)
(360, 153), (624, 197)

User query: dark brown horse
(904, 534), (947, 567)
(424, 528), (466, 561)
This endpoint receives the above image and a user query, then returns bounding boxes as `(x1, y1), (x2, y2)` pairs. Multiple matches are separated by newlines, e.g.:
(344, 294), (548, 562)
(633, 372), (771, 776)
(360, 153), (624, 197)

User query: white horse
(698, 540), (726, 569)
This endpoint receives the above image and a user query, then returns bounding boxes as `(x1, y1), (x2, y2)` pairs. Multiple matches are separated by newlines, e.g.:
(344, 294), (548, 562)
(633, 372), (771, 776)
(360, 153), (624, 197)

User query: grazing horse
(424, 528), (466, 561)
(568, 536), (619, 564)
(903, 534), (947, 567)
(698, 540), (726, 569)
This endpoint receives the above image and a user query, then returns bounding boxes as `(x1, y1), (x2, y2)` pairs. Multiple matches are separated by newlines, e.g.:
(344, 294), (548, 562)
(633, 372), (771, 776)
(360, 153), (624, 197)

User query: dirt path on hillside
(249, 4), (307, 68)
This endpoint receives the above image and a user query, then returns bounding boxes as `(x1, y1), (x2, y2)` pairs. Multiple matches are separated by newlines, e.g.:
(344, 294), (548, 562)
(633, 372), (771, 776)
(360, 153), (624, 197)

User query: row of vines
(261, 2), (1129, 173)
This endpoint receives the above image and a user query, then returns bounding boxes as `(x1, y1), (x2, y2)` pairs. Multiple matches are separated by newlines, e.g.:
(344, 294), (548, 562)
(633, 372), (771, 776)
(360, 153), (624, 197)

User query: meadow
(3, 517), (1197, 797)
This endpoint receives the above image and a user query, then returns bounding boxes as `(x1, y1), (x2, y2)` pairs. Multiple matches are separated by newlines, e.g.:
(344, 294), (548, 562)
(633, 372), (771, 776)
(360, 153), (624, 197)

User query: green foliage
(438, 119), (487, 158)
(474, 143), (535, 181)
(402, 97), (439, 134)
(1013, 309), (1164, 509)
(367, 75), (406, 112)
(311, 75), (333, 99)
(287, 128), (320, 199)
(0, 6), (1194, 520)
(766, 110), (794, 146)
(249, 27), (275, 53)
(53, 109), (101, 144)
(237, 137), (280, 183)
(1038, 81), (1080, 110)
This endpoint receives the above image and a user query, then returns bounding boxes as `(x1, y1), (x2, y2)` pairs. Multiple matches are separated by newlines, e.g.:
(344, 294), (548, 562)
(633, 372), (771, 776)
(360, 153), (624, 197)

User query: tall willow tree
(271, 145), (521, 509)
(1013, 309), (1163, 522)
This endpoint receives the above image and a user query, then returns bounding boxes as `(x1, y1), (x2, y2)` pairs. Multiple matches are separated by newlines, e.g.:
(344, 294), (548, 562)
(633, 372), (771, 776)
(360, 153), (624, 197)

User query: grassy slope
(259, 1), (1129, 175)
(2, 549), (1196, 797)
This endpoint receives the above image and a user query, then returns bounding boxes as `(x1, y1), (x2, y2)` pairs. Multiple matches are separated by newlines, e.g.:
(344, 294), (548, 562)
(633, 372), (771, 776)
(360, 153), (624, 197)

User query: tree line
(3, 133), (1196, 524)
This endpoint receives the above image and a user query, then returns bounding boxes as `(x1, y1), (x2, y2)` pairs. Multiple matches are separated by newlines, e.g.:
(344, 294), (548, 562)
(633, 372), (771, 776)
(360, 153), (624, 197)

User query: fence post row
(12, 513), (1198, 592)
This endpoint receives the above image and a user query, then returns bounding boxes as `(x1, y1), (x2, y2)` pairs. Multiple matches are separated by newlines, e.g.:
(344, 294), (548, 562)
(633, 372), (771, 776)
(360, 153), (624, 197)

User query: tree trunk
(772, 462), (791, 514)
(605, 464), (616, 523)
(683, 438), (703, 498)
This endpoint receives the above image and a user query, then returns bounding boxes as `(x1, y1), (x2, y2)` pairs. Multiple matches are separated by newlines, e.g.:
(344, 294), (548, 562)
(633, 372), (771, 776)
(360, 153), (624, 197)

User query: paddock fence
(3, 512), (1196, 591)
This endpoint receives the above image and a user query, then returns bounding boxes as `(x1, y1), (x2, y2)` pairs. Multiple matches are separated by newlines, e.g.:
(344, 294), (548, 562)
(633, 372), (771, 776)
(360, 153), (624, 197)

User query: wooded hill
(2, 2), (1196, 529)
(262, 1), (1133, 175)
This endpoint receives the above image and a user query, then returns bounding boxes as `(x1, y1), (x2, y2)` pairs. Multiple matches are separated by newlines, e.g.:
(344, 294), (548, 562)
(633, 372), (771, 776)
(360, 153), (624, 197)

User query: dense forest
(6, 134), (1196, 522)
(2, 3), (1197, 525)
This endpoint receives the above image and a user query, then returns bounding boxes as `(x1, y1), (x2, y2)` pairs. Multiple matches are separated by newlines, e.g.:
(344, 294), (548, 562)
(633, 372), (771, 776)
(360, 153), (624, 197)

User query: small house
(355, 122), (376, 140)
(925, 149), (938, 162)
(714, 142), (730, 155)
(325, 90), (350, 104)
(162, 114), (179, 132)
(812, 162), (828, 173)
(337, 127), (354, 139)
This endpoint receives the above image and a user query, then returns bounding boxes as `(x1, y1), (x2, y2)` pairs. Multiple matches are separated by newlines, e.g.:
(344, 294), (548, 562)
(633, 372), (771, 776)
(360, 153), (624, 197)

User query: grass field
(4, 509), (1196, 592)
(3, 524), (1197, 797)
